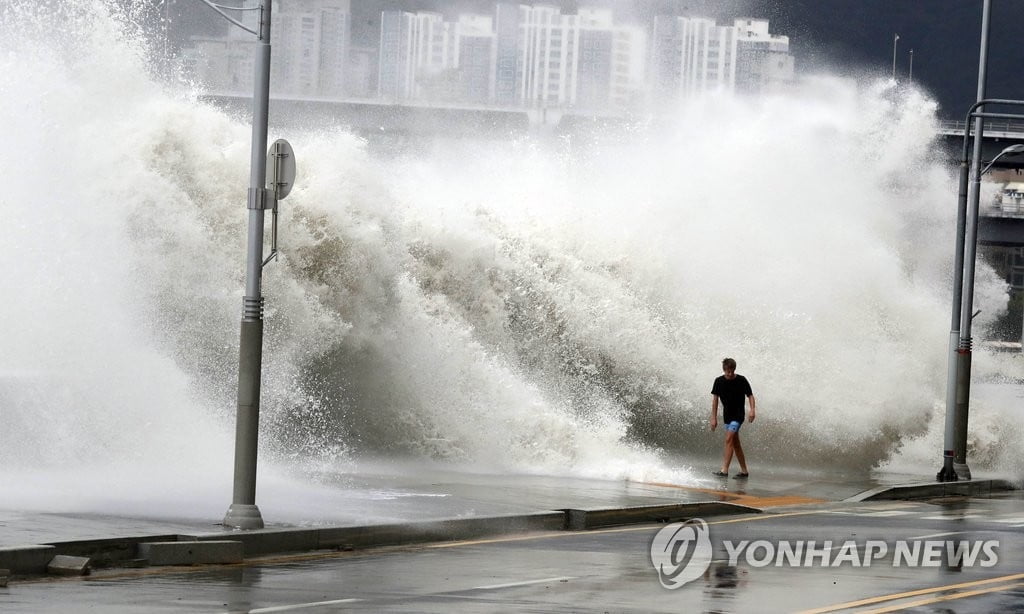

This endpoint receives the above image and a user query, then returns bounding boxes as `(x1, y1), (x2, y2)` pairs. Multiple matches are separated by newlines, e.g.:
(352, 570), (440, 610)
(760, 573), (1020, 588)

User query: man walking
(710, 358), (756, 478)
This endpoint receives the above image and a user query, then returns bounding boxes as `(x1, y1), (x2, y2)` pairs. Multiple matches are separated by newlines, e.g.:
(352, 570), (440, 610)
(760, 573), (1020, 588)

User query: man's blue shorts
(726, 421), (742, 433)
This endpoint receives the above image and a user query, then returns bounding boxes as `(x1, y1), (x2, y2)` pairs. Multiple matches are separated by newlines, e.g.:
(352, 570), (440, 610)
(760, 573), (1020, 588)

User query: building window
(1013, 248), (1024, 267)
(1011, 269), (1024, 287)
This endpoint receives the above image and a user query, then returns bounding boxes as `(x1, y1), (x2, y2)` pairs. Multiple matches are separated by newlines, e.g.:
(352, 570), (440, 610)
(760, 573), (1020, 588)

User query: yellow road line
(705, 510), (822, 525)
(638, 480), (827, 508)
(797, 572), (1024, 614)
(858, 582), (1024, 614)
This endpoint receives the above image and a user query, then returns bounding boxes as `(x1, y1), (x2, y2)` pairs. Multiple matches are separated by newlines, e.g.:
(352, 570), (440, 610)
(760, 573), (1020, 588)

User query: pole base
(953, 462), (972, 481)
(223, 503), (265, 529)
(936, 466), (959, 482)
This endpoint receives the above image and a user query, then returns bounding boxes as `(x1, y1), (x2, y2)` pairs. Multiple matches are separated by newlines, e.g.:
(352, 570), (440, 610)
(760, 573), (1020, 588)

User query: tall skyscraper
(378, 11), (455, 101)
(378, 11), (412, 100)
(456, 15), (495, 104)
(272, 0), (351, 97)
(378, 10), (497, 103)
(734, 19), (794, 95)
(494, 4), (521, 106)
(652, 15), (792, 104)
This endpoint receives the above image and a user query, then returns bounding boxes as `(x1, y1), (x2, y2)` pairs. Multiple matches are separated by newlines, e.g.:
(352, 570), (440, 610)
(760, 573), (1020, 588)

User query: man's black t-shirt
(712, 375), (753, 424)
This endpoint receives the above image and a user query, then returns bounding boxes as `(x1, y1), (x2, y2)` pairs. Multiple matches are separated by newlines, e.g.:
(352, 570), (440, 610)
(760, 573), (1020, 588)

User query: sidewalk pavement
(0, 463), (1016, 577)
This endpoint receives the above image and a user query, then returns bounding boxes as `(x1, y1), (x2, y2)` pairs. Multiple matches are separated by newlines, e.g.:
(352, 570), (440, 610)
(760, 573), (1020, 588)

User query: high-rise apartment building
(378, 11), (456, 101)
(734, 18), (795, 95)
(494, 4), (520, 106)
(518, 5), (572, 107)
(456, 15), (495, 104)
(180, 3), (790, 113)
(652, 16), (737, 100)
(272, 0), (350, 97)
(652, 15), (792, 104)
(181, 0), (350, 98)
(516, 6), (644, 111)
(378, 11), (498, 103)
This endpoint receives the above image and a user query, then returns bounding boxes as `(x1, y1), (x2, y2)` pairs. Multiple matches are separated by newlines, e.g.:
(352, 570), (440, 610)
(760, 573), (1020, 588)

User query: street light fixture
(981, 143), (1024, 176)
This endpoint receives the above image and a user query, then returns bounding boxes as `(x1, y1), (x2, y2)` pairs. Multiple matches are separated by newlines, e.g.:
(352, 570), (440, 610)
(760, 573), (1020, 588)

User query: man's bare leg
(734, 434), (748, 474)
(721, 432), (735, 473)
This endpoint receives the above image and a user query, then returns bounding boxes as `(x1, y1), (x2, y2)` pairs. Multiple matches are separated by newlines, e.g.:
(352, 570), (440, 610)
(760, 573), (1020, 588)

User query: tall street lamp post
(891, 33), (899, 79)
(937, 0), (991, 484)
(197, 0), (274, 529)
(938, 104), (1024, 483)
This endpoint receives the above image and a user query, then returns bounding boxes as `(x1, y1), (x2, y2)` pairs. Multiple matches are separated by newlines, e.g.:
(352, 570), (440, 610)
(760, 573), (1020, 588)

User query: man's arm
(747, 394), (757, 423)
(710, 395), (719, 431)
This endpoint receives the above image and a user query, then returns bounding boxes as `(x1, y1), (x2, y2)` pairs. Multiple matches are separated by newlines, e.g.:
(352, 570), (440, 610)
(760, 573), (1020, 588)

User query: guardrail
(990, 200), (1024, 217)
(938, 119), (1024, 136)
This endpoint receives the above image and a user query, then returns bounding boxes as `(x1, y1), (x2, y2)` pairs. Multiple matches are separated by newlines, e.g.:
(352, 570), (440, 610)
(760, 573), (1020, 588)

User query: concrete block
(48, 534), (183, 568)
(47, 555), (91, 576)
(138, 540), (243, 566)
(0, 545), (56, 575)
(196, 529), (319, 557)
(564, 502), (760, 530)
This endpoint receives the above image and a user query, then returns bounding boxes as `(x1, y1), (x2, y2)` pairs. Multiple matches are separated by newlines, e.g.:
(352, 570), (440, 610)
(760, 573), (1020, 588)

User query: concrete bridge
(197, 92), (634, 138)
(979, 208), (1024, 246)
(935, 121), (1024, 246)
(936, 119), (1024, 169)
(199, 93), (1024, 245)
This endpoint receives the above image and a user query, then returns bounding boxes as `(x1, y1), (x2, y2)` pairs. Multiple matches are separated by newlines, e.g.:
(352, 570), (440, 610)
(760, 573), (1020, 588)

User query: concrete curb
(564, 502), (760, 530)
(846, 479), (1018, 502)
(0, 500), (755, 576)
(138, 541), (243, 566)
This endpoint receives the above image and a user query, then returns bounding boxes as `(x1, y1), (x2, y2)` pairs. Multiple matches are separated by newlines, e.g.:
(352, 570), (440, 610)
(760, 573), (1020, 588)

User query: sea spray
(0, 0), (1021, 522)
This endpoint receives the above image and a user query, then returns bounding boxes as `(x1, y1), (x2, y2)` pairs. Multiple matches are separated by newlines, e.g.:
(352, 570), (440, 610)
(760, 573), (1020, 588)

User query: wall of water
(1, 0), (1021, 520)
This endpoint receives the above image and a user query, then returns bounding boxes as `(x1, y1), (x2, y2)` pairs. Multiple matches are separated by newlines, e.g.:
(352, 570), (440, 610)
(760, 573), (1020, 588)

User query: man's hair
(722, 358), (737, 371)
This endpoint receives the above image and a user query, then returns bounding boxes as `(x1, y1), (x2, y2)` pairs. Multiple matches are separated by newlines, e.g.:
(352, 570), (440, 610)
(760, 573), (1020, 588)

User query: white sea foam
(1, 0), (1021, 520)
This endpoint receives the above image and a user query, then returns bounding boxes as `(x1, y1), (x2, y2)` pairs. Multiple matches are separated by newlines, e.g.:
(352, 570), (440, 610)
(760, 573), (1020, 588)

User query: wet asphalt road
(4, 494), (1024, 613)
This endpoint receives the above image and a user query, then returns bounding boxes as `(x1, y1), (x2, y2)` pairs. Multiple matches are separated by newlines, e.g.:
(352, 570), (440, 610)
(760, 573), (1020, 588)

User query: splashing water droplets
(1, 0), (1022, 520)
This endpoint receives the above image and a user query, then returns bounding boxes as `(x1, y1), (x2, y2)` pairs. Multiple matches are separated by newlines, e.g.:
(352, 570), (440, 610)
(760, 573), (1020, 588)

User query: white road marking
(248, 598), (363, 613)
(473, 576), (575, 590)
(908, 531), (968, 540)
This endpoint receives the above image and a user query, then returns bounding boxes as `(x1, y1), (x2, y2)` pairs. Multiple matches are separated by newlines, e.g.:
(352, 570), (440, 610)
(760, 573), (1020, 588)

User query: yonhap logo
(649, 518), (713, 589)
(648, 518), (1000, 589)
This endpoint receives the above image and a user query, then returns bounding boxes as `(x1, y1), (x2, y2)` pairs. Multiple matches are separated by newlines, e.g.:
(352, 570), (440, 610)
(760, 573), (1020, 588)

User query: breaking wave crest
(1, 0), (1022, 518)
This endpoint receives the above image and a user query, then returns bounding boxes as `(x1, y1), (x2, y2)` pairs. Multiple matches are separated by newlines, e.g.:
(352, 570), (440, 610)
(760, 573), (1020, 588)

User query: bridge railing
(995, 201), (1024, 215)
(938, 119), (1024, 136)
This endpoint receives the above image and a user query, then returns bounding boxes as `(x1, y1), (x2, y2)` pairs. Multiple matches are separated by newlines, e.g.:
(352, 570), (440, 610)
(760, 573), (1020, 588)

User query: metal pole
(953, 0), (993, 482)
(938, 158), (969, 482)
(908, 49), (914, 83)
(891, 33), (899, 80)
(938, 103), (1024, 483)
(224, 0), (272, 530)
